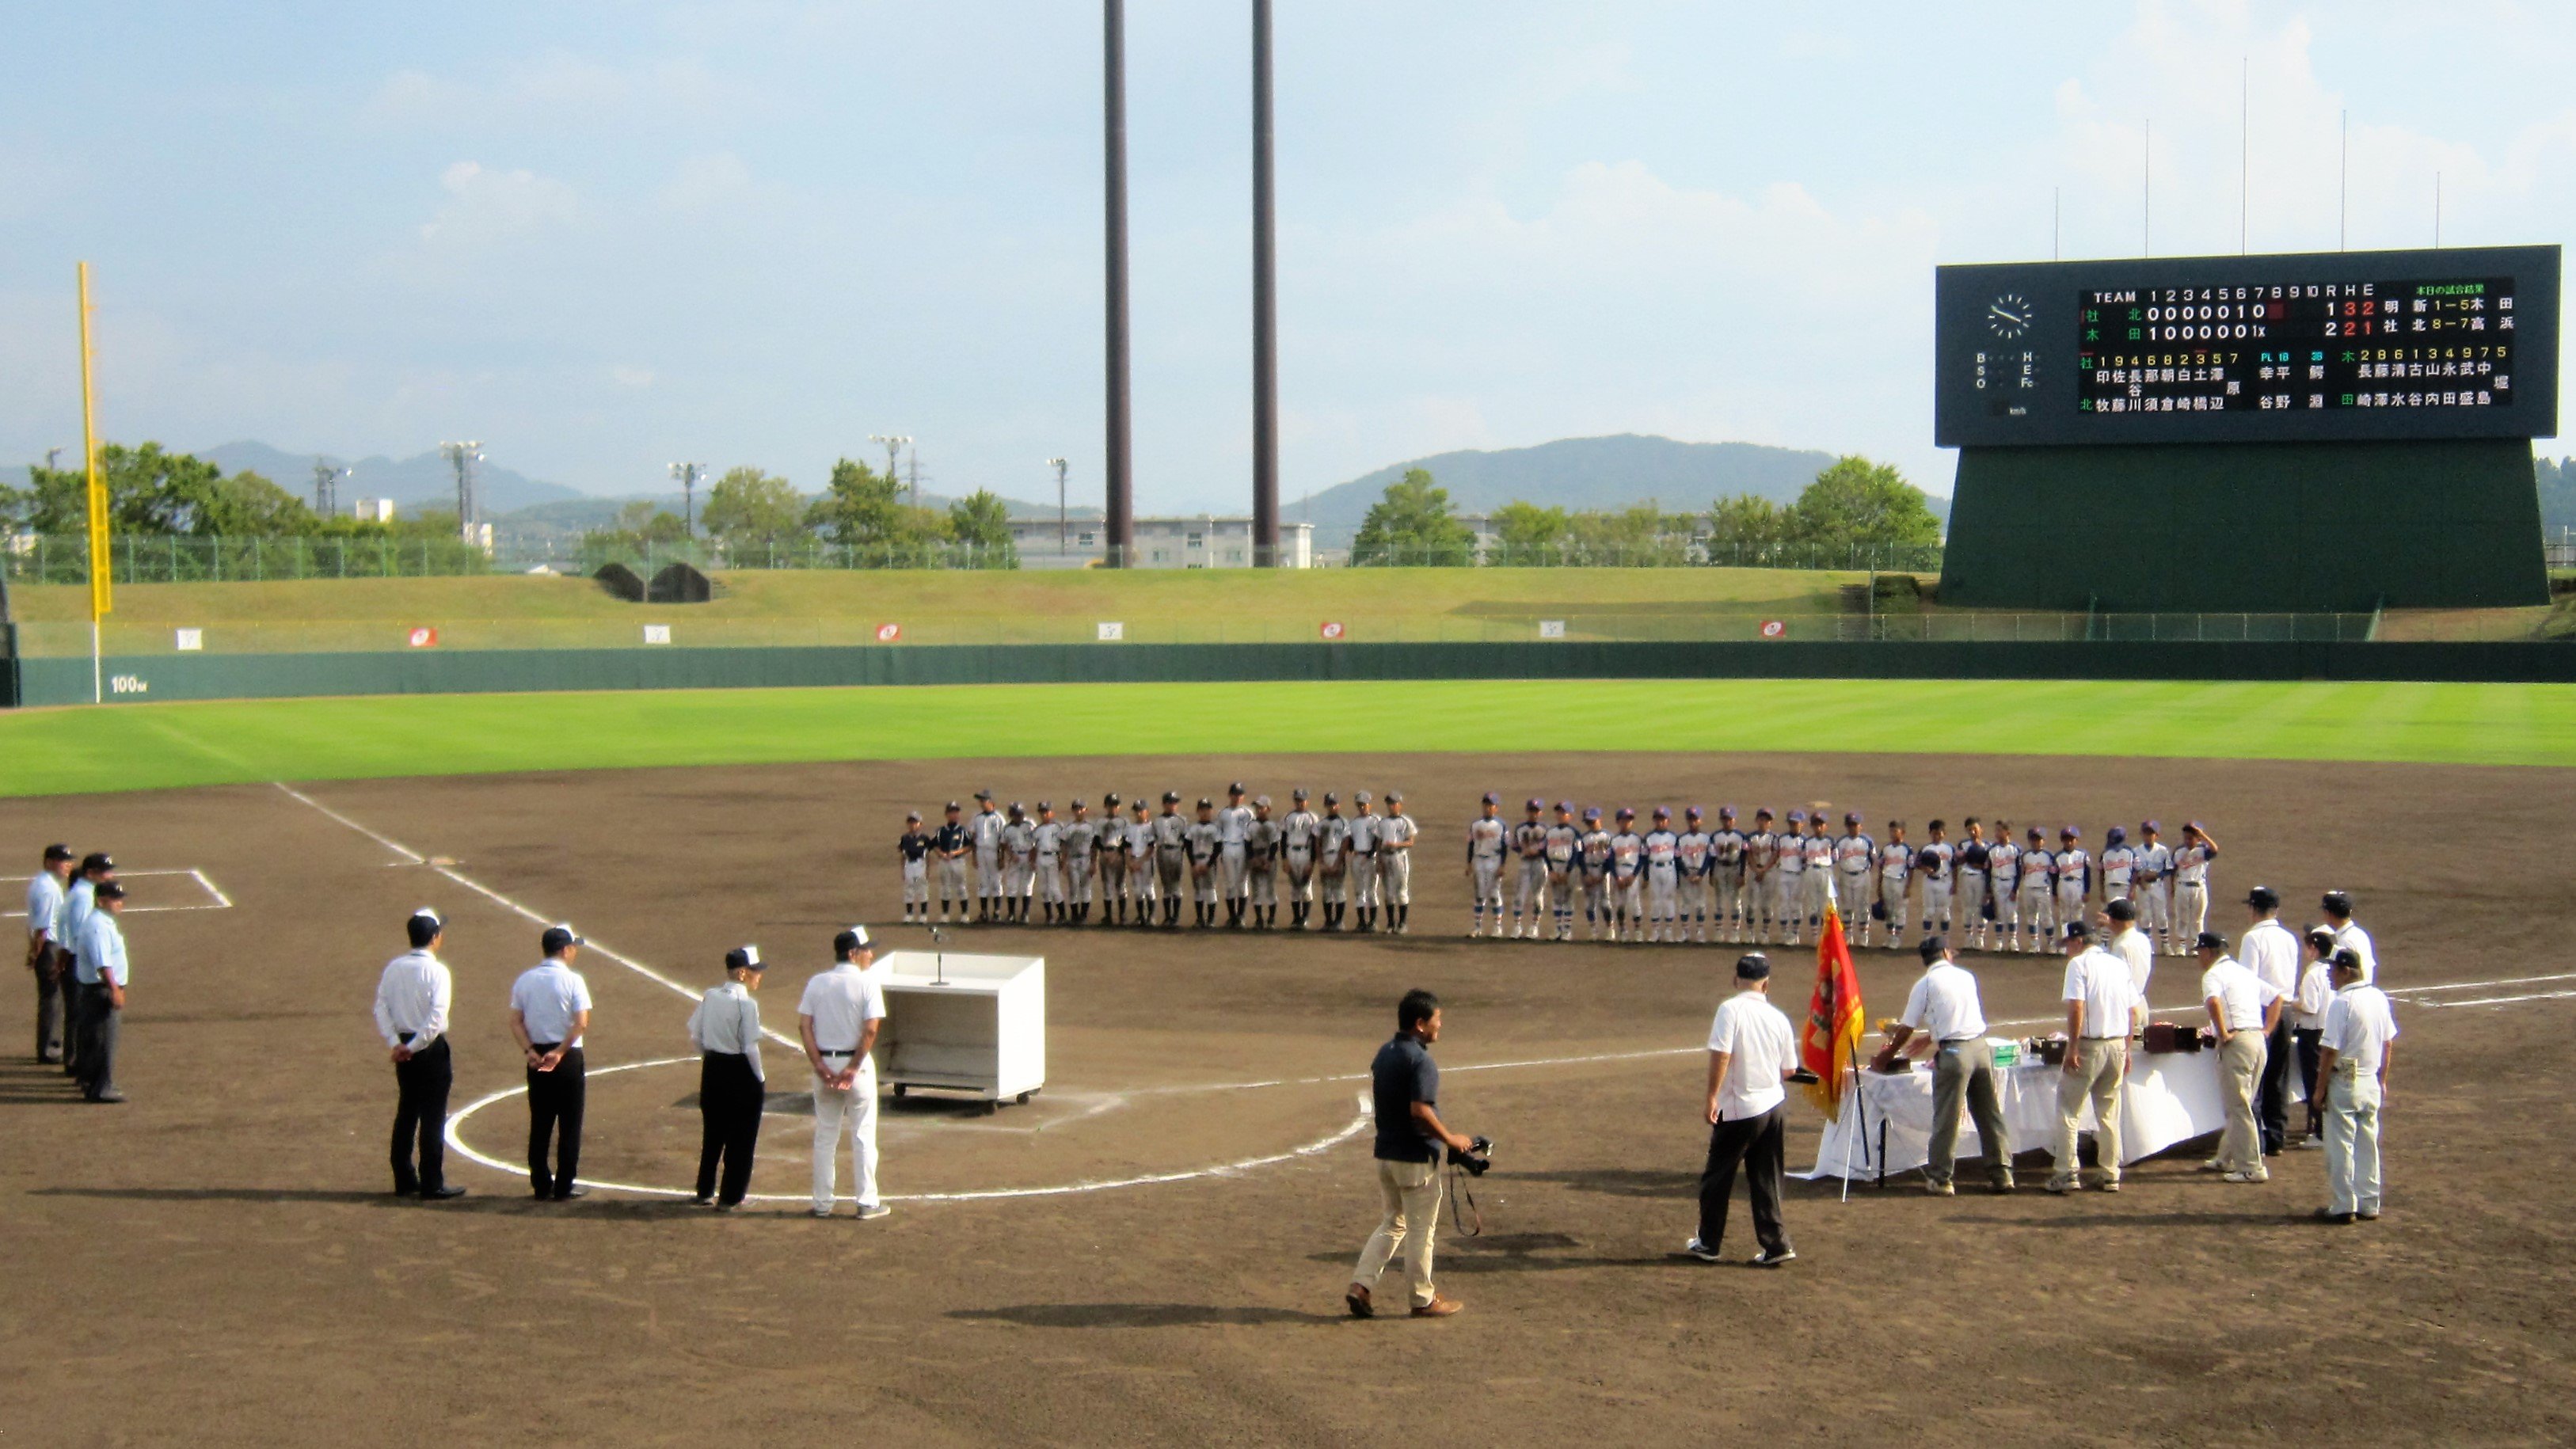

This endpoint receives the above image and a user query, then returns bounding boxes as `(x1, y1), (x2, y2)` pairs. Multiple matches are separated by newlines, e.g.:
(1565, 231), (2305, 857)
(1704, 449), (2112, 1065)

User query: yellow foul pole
(78, 262), (110, 703)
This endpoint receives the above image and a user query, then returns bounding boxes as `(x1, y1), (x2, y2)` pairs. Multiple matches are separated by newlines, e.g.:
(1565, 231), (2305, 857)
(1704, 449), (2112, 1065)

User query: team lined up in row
(895, 785), (1428, 934)
(891, 789), (2221, 953)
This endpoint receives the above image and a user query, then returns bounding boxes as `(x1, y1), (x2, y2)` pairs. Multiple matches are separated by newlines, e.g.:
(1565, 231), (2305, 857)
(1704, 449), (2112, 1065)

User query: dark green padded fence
(14, 638), (2572, 707)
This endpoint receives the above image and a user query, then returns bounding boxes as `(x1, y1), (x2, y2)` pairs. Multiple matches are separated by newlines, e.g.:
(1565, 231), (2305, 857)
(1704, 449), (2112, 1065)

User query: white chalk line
(271, 782), (424, 865)
(2385, 972), (2576, 995)
(3, 868), (234, 916)
(443, 1058), (1370, 1205)
(2410, 990), (2576, 1009)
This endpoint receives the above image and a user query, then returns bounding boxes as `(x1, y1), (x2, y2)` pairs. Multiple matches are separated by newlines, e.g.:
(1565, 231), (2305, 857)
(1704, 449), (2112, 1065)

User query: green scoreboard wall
(1937, 438), (2549, 612)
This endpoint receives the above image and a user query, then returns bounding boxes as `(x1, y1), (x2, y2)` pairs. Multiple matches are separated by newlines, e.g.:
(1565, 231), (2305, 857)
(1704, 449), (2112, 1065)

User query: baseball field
(6, 669), (2575, 1446)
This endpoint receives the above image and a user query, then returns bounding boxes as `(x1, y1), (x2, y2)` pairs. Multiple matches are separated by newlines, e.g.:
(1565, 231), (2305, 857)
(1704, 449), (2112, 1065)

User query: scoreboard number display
(1935, 245), (2559, 447)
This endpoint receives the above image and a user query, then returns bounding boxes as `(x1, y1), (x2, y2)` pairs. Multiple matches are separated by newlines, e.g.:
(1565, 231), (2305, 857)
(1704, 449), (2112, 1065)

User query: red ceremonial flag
(1801, 900), (1866, 1120)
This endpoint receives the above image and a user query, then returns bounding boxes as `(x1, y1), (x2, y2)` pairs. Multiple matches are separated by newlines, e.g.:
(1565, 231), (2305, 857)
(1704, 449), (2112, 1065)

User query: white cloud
(365, 53), (730, 130)
(611, 365), (656, 388)
(417, 161), (579, 248)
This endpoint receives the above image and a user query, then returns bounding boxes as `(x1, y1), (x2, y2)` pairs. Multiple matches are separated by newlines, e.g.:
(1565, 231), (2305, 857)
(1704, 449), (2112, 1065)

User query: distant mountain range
(197, 441), (585, 515)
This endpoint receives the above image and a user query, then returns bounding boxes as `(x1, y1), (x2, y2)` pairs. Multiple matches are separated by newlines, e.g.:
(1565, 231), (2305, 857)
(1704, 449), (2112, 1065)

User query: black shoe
(420, 1185), (467, 1200)
(2312, 1208), (2356, 1225)
(88, 1090), (127, 1104)
(553, 1185), (588, 1200)
(691, 1195), (716, 1207)
(38, 1053), (62, 1065)
(1750, 1246), (1798, 1268)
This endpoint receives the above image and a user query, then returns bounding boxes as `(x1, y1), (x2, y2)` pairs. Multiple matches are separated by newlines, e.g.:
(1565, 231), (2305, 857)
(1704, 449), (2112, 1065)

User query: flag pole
(78, 261), (110, 705)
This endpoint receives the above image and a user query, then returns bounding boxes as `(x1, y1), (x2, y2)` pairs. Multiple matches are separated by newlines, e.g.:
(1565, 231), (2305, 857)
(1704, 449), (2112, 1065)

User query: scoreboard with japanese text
(1935, 245), (2559, 447)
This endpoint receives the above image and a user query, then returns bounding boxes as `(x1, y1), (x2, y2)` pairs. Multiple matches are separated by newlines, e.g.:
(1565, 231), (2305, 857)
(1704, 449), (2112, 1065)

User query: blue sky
(2, 1), (2569, 509)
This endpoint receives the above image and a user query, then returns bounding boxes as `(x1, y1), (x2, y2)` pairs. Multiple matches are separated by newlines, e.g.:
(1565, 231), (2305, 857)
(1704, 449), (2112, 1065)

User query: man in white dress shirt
(2105, 896), (2153, 1035)
(2238, 886), (2301, 1156)
(801, 926), (891, 1220)
(689, 945), (768, 1210)
(2322, 892), (2376, 984)
(509, 925), (594, 1200)
(2315, 949), (2398, 1223)
(2049, 922), (2138, 1194)
(25, 843), (74, 1065)
(1687, 953), (1799, 1266)
(374, 908), (464, 1198)
(1885, 936), (2013, 1195)
(74, 881), (131, 1103)
(2197, 931), (2282, 1184)
(59, 852), (114, 1081)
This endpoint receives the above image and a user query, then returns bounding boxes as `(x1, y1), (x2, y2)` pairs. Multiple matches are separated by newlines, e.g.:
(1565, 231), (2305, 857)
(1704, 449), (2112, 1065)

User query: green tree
(1785, 456), (1941, 561)
(1349, 468), (1475, 566)
(3, 443), (318, 535)
(1562, 501), (1694, 566)
(946, 489), (1020, 569)
(701, 467), (806, 552)
(1704, 493), (1790, 563)
(804, 457), (947, 557)
(1488, 500), (1571, 566)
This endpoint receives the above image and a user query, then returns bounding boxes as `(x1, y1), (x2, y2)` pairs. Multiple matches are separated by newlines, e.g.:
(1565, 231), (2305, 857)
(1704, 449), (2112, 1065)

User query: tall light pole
(439, 441), (483, 542)
(45, 447), (64, 472)
(1250, 0), (1280, 568)
(312, 459), (349, 516)
(1103, 0), (1135, 567)
(1047, 457), (1070, 551)
(869, 433), (913, 501)
(668, 461), (708, 536)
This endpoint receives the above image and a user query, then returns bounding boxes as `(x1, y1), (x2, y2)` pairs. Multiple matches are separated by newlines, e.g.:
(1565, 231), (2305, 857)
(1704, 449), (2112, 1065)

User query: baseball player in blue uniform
(1543, 802), (1580, 941)
(2053, 827), (2094, 932)
(1710, 807), (1748, 944)
(1608, 808), (1646, 942)
(1642, 808), (1682, 943)
(1466, 793), (1509, 938)
(2134, 820), (2175, 955)
(2015, 827), (2055, 952)
(1676, 808), (1713, 943)
(2172, 823), (2220, 954)
(1771, 810), (1806, 945)
(1510, 799), (1551, 940)
(1870, 821), (1910, 949)
(1832, 812), (1876, 942)
(1577, 808), (1612, 941)
(1982, 819), (2019, 953)
(1916, 820), (1955, 945)
(2098, 825), (2137, 907)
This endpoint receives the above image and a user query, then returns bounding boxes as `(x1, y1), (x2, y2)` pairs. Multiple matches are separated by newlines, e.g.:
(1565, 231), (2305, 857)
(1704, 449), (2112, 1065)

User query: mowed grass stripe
(4, 679), (2573, 797)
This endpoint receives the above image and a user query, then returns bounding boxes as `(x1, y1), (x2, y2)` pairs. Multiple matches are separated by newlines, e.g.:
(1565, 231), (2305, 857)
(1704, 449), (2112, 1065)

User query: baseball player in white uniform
(1217, 783), (1256, 929)
(2134, 820), (2175, 954)
(1870, 821), (1911, 948)
(1280, 789), (1321, 930)
(1032, 802), (1066, 924)
(2098, 826), (2137, 907)
(896, 811), (931, 924)
(1543, 802), (1580, 941)
(1153, 791), (1189, 926)
(1608, 808), (1646, 942)
(1710, 807), (1748, 944)
(1802, 815), (1838, 941)
(1348, 793), (1383, 933)
(1317, 793), (1351, 931)
(1742, 809), (1779, 944)
(970, 789), (1004, 922)
(1247, 796), (1282, 928)
(1833, 812), (1876, 942)
(2172, 823), (2219, 953)
(1466, 794), (1509, 938)
(1577, 808), (1612, 941)
(1916, 820), (1955, 945)
(1095, 793), (1128, 924)
(1676, 808), (1713, 943)
(1124, 797), (1158, 926)
(1953, 818), (1991, 950)
(933, 801), (972, 925)
(1063, 800), (1098, 924)
(2053, 827), (2093, 934)
(1642, 808), (1682, 943)
(2015, 827), (2055, 953)
(1378, 793), (1418, 934)
(1770, 810), (1807, 946)
(1510, 799), (1551, 940)
(999, 804), (1037, 924)
(1184, 798), (1223, 928)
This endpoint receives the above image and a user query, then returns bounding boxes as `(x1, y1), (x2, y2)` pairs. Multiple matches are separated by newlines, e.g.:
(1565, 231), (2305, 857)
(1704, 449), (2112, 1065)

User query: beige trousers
(2216, 1030), (2268, 1176)
(1352, 1158), (1444, 1308)
(2053, 1039), (2127, 1183)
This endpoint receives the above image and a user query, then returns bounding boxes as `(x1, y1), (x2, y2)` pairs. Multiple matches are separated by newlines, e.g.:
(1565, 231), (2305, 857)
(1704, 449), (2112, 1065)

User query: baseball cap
(540, 923), (584, 954)
(1718, 806), (1736, 819)
(1754, 807), (1773, 819)
(2306, 925), (2338, 949)
(1844, 811), (1862, 824)
(2195, 930), (2226, 952)
(1322, 791), (1338, 805)
(1162, 789), (1181, 804)
(1482, 791), (1500, 805)
(1037, 801), (1052, 812)
(1254, 795), (1271, 808)
(944, 800), (961, 812)
(1009, 801), (1025, 814)
(1387, 791), (1404, 804)
(2331, 946), (2364, 970)
(975, 788), (992, 801)
(2060, 825), (2079, 839)
(1917, 934), (1947, 963)
(2027, 827), (2044, 840)
(1556, 800), (1574, 812)
(2061, 920), (2092, 942)
(80, 852), (113, 874)
(1685, 805), (1702, 819)
(2322, 890), (2353, 915)
(1355, 790), (1372, 804)
(1583, 807), (1601, 821)
(2106, 825), (2127, 844)
(1072, 798), (1088, 810)
(1734, 952), (1771, 980)
(1616, 806), (1635, 820)
(725, 945), (765, 972)
(1786, 809), (1805, 823)
(43, 843), (74, 863)
(1652, 806), (1670, 819)
(1228, 781), (1246, 795)
(834, 924), (873, 956)
(1196, 797), (1213, 810)
(1132, 799), (1150, 812)
(906, 810), (922, 822)
(410, 906), (443, 928)
(94, 881), (126, 901)
(1526, 797), (1544, 811)
(1293, 787), (1309, 801)
(2246, 885), (2279, 910)
(1104, 791), (1121, 808)
(2143, 820), (2161, 833)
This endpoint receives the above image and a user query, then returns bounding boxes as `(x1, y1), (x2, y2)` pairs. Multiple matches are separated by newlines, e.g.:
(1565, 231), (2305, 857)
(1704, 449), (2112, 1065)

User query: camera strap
(1445, 1161), (1482, 1238)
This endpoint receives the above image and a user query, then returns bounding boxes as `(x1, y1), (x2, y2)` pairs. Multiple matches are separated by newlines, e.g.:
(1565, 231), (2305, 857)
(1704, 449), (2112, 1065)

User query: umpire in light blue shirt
(74, 882), (131, 1103)
(509, 925), (594, 1200)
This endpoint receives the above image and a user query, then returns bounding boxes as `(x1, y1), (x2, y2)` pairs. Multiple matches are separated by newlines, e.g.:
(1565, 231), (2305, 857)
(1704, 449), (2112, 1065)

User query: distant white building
(1006, 515), (1314, 569)
(350, 498), (398, 523)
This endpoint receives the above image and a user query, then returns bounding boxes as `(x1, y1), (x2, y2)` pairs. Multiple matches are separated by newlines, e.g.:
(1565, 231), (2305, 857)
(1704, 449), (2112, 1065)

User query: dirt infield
(6, 751), (2574, 1446)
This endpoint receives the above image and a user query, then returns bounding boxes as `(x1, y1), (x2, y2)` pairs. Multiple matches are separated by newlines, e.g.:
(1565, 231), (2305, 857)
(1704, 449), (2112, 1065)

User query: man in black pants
(688, 945), (768, 1210)
(373, 908), (466, 1199)
(509, 925), (594, 1200)
(1688, 953), (1799, 1267)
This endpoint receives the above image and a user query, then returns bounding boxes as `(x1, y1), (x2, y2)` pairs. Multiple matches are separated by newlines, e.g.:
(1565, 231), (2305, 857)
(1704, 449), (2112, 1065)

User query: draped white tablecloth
(1796, 1045), (2280, 1181)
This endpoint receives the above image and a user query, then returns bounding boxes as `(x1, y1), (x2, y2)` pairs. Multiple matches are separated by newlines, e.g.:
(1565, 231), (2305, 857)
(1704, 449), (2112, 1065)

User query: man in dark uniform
(373, 908), (466, 1199)
(1345, 989), (1477, 1319)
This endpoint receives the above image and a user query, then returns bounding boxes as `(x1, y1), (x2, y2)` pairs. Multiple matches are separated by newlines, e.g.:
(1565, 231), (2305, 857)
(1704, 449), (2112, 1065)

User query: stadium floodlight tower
(869, 433), (914, 501)
(668, 461), (709, 536)
(439, 441), (484, 543)
(1047, 456), (1070, 550)
(311, 459), (349, 516)
(1250, 0), (1280, 568)
(1102, 0), (1134, 566)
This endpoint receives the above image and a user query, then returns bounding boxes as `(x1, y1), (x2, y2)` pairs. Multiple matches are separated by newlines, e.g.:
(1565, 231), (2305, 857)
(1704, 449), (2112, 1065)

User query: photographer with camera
(1346, 988), (1485, 1319)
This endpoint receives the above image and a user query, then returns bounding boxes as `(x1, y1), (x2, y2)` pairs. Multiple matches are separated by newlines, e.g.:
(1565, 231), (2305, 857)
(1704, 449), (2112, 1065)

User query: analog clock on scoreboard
(1934, 245), (2559, 447)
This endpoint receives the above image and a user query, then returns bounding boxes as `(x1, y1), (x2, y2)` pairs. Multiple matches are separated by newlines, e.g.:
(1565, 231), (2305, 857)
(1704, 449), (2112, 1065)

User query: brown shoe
(1345, 1284), (1374, 1319)
(1410, 1294), (1463, 1318)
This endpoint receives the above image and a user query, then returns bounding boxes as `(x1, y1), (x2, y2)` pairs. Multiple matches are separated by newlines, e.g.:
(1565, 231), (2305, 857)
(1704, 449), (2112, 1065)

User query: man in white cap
(374, 907), (465, 1199)
(509, 924), (593, 1200)
(801, 926), (890, 1219)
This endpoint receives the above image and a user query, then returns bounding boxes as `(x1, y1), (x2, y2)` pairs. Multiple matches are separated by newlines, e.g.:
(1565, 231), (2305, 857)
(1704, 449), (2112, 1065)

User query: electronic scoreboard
(1935, 245), (2559, 448)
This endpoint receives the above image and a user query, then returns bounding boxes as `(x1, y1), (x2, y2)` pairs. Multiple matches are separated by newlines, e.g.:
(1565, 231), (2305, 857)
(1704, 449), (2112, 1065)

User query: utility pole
(1048, 457), (1070, 551)
(311, 458), (348, 516)
(45, 447), (64, 472)
(439, 441), (483, 542)
(1250, 0), (1280, 569)
(1103, 0), (1135, 567)
(906, 450), (923, 506)
(668, 461), (708, 536)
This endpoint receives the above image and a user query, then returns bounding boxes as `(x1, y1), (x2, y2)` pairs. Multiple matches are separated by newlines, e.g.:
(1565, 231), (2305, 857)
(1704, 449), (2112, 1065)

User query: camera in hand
(1446, 1135), (1494, 1177)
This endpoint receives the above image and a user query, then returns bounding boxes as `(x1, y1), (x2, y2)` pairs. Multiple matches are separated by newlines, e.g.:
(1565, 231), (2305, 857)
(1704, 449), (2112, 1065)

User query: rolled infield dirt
(5, 750), (2572, 1446)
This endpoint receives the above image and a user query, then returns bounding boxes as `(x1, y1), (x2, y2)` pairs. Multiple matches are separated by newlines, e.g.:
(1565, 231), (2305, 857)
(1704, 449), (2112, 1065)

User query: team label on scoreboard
(1932, 245), (2559, 448)
(2077, 277), (2514, 417)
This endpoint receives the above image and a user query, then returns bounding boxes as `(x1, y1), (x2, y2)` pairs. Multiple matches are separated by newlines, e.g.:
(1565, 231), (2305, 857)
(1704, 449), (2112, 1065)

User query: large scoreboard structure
(1935, 245), (2559, 612)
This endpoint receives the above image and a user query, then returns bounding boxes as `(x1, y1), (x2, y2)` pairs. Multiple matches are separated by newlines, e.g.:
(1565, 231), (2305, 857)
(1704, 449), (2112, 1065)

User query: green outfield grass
(4, 679), (2571, 797)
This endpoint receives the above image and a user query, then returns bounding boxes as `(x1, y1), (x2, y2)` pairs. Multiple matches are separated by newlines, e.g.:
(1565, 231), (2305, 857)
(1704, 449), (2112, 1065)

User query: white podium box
(870, 951), (1045, 1109)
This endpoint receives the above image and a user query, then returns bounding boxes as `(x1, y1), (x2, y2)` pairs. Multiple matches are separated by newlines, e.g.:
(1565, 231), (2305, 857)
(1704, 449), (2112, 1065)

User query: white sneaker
(856, 1202), (892, 1220)
(1683, 1238), (1724, 1263)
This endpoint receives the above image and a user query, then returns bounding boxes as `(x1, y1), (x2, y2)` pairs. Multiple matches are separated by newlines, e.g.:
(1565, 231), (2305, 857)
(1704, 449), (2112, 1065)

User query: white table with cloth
(1794, 1044), (2296, 1183)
